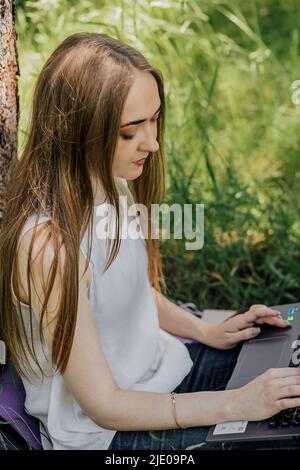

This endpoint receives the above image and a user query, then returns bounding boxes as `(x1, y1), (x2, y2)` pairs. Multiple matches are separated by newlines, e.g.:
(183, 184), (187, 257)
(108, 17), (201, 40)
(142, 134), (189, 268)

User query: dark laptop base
(206, 302), (300, 443)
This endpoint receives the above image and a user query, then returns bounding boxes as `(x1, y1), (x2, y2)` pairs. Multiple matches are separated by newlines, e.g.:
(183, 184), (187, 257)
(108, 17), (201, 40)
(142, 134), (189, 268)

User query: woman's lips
(134, 158), (146, 166)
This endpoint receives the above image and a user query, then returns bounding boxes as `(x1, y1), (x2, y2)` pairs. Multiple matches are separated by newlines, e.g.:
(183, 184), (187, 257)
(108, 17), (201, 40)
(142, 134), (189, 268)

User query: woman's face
(113, 70), (161, 180)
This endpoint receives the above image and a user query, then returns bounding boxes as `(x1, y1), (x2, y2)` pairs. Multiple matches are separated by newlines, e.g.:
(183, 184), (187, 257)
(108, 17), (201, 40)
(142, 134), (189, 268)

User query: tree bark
(0, 0), (19, 223)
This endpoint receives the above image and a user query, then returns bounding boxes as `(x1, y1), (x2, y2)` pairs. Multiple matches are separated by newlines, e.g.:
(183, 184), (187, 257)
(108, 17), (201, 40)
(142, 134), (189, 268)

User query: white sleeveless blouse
(10, 177), (193, 450)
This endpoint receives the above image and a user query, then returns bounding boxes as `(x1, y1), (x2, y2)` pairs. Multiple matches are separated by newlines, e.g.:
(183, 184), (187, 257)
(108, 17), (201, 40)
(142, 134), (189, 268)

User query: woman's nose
(139, 134), (159, 154)
(146, 140), (159, 153)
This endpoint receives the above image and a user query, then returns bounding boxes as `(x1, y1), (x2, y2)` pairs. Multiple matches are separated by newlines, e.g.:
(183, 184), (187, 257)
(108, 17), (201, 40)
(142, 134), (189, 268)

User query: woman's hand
(231, 367), (300, 421)
(201, 304), (289, 350)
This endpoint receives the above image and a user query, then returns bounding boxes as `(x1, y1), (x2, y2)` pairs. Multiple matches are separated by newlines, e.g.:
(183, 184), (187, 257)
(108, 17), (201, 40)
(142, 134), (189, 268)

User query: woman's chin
(117, 167), (144, 180)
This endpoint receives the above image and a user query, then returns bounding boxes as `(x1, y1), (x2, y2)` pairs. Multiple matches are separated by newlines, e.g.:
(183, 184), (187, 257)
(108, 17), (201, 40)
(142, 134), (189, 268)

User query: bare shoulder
(13, 222), (92, 306)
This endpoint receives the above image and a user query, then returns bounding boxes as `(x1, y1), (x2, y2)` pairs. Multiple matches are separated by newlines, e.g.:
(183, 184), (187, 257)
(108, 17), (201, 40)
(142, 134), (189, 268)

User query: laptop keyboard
(268, 407), (300, 429)
(268, 347), (300, 429)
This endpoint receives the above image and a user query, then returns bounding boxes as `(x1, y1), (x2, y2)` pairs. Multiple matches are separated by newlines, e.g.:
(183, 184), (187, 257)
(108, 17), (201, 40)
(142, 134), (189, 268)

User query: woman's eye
(120, 116), (159, 140)
(121, 134), (134, 140)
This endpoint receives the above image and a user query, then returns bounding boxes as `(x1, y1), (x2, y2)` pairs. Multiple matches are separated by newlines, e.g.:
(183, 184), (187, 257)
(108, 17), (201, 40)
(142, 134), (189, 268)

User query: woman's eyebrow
(120, 104), (161, 128)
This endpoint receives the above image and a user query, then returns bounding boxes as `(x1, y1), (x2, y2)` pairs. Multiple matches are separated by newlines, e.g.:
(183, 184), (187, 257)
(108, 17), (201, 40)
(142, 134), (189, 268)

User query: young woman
(1, 32), (300, 451)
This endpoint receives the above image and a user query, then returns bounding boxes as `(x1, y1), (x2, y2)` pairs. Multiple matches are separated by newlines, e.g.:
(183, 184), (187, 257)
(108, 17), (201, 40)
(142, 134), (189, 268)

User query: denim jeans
(108, 340), (300, 450)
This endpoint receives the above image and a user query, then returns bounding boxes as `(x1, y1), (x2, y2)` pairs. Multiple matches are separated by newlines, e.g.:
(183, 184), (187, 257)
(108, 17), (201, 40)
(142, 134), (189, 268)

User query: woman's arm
(151, 287), (209, 343)
(151, 288), (290, 350)
(102, 388), (237, 431)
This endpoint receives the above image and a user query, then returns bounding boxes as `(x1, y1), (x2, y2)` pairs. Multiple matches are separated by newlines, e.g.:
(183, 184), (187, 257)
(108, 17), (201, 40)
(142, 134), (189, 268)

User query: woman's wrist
(189, 389), (243, 426)
(221, 388), (243, 422)
(193, 318), (219, 347)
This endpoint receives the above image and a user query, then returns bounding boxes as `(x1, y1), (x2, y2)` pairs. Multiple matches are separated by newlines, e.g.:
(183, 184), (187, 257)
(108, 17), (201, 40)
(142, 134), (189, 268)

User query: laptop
(206, 302), (300, 443)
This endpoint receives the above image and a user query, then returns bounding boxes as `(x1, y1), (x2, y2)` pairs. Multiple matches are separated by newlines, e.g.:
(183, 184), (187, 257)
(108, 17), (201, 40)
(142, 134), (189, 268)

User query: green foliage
(16, 0), (300, 309)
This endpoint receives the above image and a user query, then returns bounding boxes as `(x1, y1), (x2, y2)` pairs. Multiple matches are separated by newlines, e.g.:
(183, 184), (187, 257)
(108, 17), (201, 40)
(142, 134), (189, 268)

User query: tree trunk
(0, 0), (19, 223)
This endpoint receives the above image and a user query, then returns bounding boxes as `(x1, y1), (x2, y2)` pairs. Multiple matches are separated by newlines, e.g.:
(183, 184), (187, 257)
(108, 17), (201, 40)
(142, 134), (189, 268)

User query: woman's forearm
(95, 387), (239, 431)
(151, 287), (209, 343)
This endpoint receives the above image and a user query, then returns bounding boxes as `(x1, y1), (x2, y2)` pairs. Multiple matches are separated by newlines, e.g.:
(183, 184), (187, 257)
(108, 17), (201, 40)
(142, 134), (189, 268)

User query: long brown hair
(0, 32), (167, 382)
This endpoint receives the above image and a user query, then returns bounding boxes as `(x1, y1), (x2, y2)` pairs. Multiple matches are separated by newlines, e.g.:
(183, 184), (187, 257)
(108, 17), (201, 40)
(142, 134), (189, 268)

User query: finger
(278, 384), (300, 399)
(231, 307), (281, 331)
(269, 367), (300, 379)
(277, 375), (300, 388)
(245, 305), (281, 323)
(255, 315), (289, 328)
(276, 397), (300, 411)
(229, 327), (261, 344)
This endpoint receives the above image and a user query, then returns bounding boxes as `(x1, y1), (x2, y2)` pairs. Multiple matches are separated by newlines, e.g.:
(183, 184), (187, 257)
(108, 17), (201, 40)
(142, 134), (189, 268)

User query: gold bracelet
(170, 392), (185, 429)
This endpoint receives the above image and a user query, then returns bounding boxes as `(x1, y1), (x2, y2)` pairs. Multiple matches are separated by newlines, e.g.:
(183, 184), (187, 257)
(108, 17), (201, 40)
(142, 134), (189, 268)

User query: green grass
(15, 0), (300, 310)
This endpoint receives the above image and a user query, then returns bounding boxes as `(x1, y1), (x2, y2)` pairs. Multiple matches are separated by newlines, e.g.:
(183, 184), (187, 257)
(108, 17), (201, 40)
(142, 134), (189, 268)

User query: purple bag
(0, 362), (43, 450)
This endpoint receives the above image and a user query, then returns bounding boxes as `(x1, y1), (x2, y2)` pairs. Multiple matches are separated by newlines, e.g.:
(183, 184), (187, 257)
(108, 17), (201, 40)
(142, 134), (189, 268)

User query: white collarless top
(11, 178), (193, 450)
